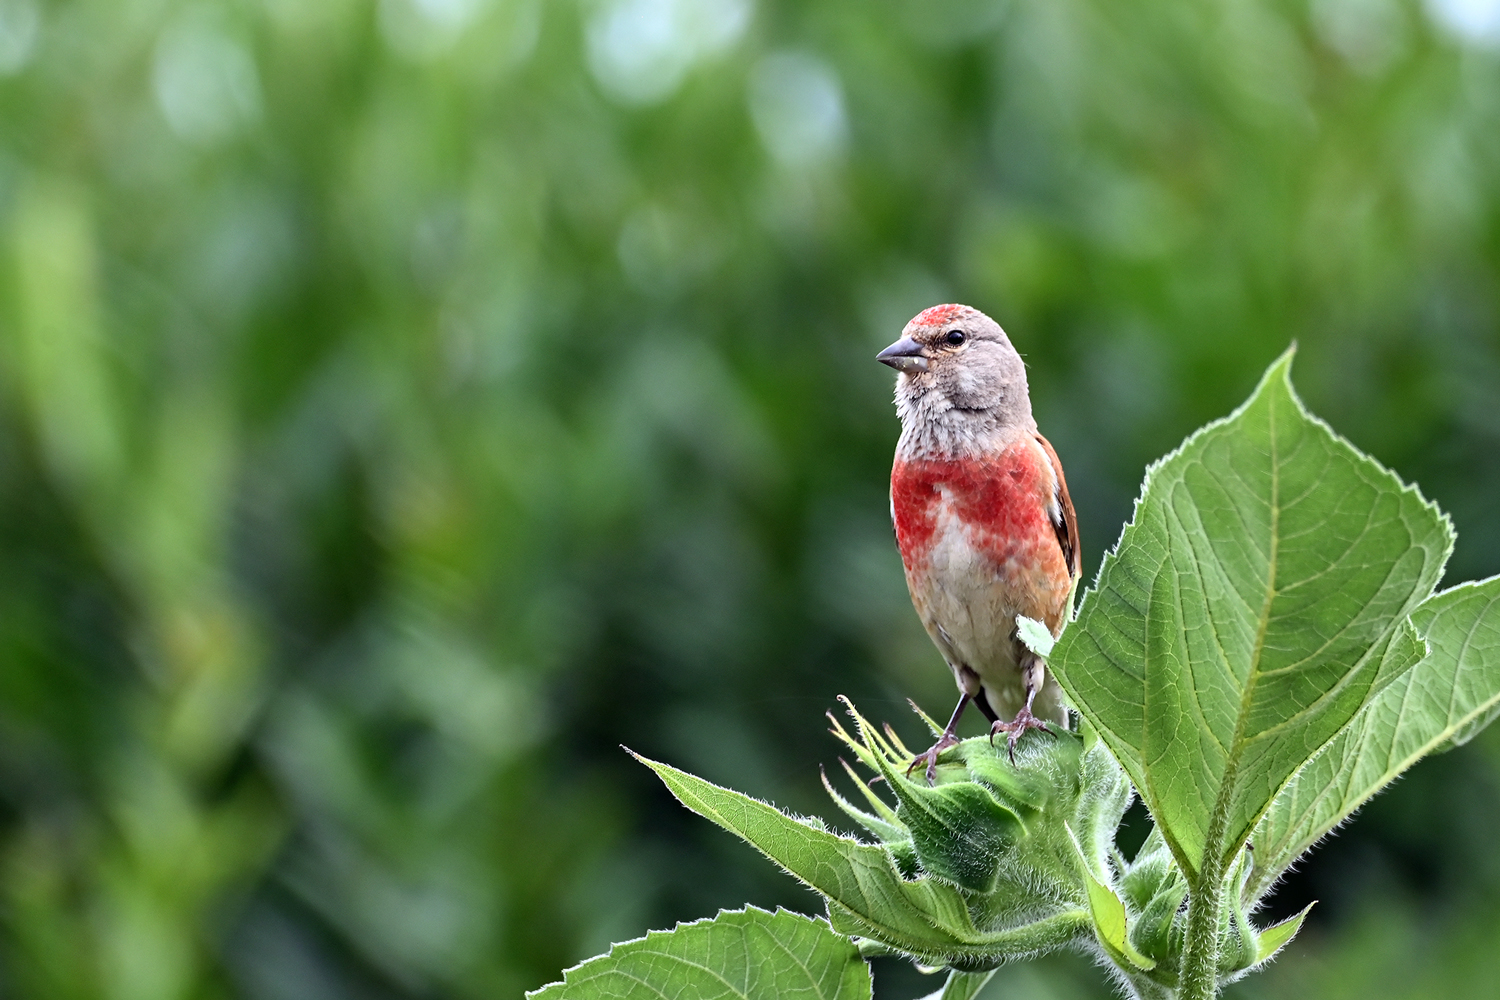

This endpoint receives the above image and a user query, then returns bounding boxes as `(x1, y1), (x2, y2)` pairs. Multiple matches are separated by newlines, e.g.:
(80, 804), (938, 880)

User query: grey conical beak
(876, 336), (928, 373)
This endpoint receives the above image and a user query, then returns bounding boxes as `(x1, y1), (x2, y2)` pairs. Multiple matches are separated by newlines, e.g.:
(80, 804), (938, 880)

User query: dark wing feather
(1035, 434), (1081, 579)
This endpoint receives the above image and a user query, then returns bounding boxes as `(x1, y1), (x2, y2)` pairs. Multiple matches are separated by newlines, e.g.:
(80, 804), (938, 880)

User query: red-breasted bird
(878, 304), (1080, 781)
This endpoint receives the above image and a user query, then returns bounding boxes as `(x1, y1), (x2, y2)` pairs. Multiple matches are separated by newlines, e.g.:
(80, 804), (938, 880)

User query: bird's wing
(1035, 434), (1080, 580)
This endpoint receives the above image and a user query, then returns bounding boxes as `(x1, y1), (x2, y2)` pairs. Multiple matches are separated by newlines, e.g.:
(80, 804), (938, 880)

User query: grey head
(877, 304), (1035, 445)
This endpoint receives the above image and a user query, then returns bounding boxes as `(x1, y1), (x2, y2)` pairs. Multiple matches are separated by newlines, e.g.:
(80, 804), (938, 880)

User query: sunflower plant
(529, 352), (1500, 1000)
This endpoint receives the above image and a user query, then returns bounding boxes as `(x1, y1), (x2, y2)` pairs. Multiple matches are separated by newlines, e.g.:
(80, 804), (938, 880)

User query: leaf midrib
(1194, 396), (1283, 882)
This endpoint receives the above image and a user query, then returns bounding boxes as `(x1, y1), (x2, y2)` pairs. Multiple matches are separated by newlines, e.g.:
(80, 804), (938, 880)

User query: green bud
(1122, 832), (1187, 969)
(823, 700), (1139, 969)
(892, 779), (1024, 893)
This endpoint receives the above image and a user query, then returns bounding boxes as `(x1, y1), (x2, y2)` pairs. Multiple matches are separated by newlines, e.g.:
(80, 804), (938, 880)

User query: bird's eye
(945, 329), (966, 346)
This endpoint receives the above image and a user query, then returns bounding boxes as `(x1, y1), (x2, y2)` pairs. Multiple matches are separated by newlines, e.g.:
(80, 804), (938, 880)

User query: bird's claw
(907, 733), (961, 785)
(989, 708), (1055, 764)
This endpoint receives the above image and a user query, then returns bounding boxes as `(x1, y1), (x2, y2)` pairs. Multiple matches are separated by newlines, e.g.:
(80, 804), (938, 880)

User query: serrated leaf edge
(1052, 347), (1454, 882)
(1072, 348), (1452, 611)
(524, 904), (858, 999)
(1247, 575), (1500, 898)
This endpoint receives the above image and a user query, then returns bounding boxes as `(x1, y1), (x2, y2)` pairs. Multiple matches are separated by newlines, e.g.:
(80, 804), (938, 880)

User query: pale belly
(905, 497), (1069, 723)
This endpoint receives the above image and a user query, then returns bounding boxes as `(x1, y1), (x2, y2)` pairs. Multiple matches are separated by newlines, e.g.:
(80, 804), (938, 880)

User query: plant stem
(1177, 851), (1226, 1000)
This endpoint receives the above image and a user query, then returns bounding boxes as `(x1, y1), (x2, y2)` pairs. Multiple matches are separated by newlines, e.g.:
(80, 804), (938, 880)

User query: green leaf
(1068, 826), (1156, 971)
(916, 969), (996, 1000)
(633, 751), (1087, 966)
(1085, 873), (1155, 972)
(1253, 903), (1313, 964)
(1248, 576), (1500, 897)
(1016, 615), (1056, 659)
(1050, 349), (1452, 882)
(526, 906), (871, 1000)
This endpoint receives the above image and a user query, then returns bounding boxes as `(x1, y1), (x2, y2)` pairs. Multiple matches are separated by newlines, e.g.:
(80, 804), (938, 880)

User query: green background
(0, 0), (1498, 997)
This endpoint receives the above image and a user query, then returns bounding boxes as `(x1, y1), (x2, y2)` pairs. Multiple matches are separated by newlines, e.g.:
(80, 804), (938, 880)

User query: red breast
(891, 437), (1071, 628)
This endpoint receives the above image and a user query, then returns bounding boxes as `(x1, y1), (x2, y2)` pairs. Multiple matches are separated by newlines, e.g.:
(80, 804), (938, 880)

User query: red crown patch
(912, 304), (968, 327)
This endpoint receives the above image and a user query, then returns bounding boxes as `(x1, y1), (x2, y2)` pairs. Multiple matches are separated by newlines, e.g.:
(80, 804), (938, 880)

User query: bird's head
(877, 304), (1033, 429)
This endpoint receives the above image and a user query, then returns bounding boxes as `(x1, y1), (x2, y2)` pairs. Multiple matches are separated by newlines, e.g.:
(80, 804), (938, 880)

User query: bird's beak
(876, 336), (928, 373)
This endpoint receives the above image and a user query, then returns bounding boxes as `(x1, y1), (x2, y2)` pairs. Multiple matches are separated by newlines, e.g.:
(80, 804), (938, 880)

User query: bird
(877, 304), (1080, 782)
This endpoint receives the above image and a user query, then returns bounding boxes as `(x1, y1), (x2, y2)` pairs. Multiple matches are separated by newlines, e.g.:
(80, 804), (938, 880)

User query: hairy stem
(1178, 851), (1227, 1000)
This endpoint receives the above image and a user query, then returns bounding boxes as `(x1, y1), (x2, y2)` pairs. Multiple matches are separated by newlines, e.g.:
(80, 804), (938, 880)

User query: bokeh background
(1, 0), (1499, 997)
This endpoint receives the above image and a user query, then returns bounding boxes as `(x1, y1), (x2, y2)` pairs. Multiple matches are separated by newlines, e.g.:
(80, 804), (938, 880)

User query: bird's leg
(990, 656), (1057, 764)
(907, 694), (969, 785)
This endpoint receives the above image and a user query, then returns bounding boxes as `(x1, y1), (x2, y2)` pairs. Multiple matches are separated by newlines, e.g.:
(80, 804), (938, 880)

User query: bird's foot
(907, 732), (962, 785)
(990, 708), (1055, 764)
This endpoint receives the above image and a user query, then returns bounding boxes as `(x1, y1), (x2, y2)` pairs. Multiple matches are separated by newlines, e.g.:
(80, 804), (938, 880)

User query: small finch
(878, 304), (1080, 782)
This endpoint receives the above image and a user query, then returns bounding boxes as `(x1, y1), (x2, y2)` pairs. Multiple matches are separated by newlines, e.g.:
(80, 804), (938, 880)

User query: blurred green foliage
(0, 0), (1497, 998)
